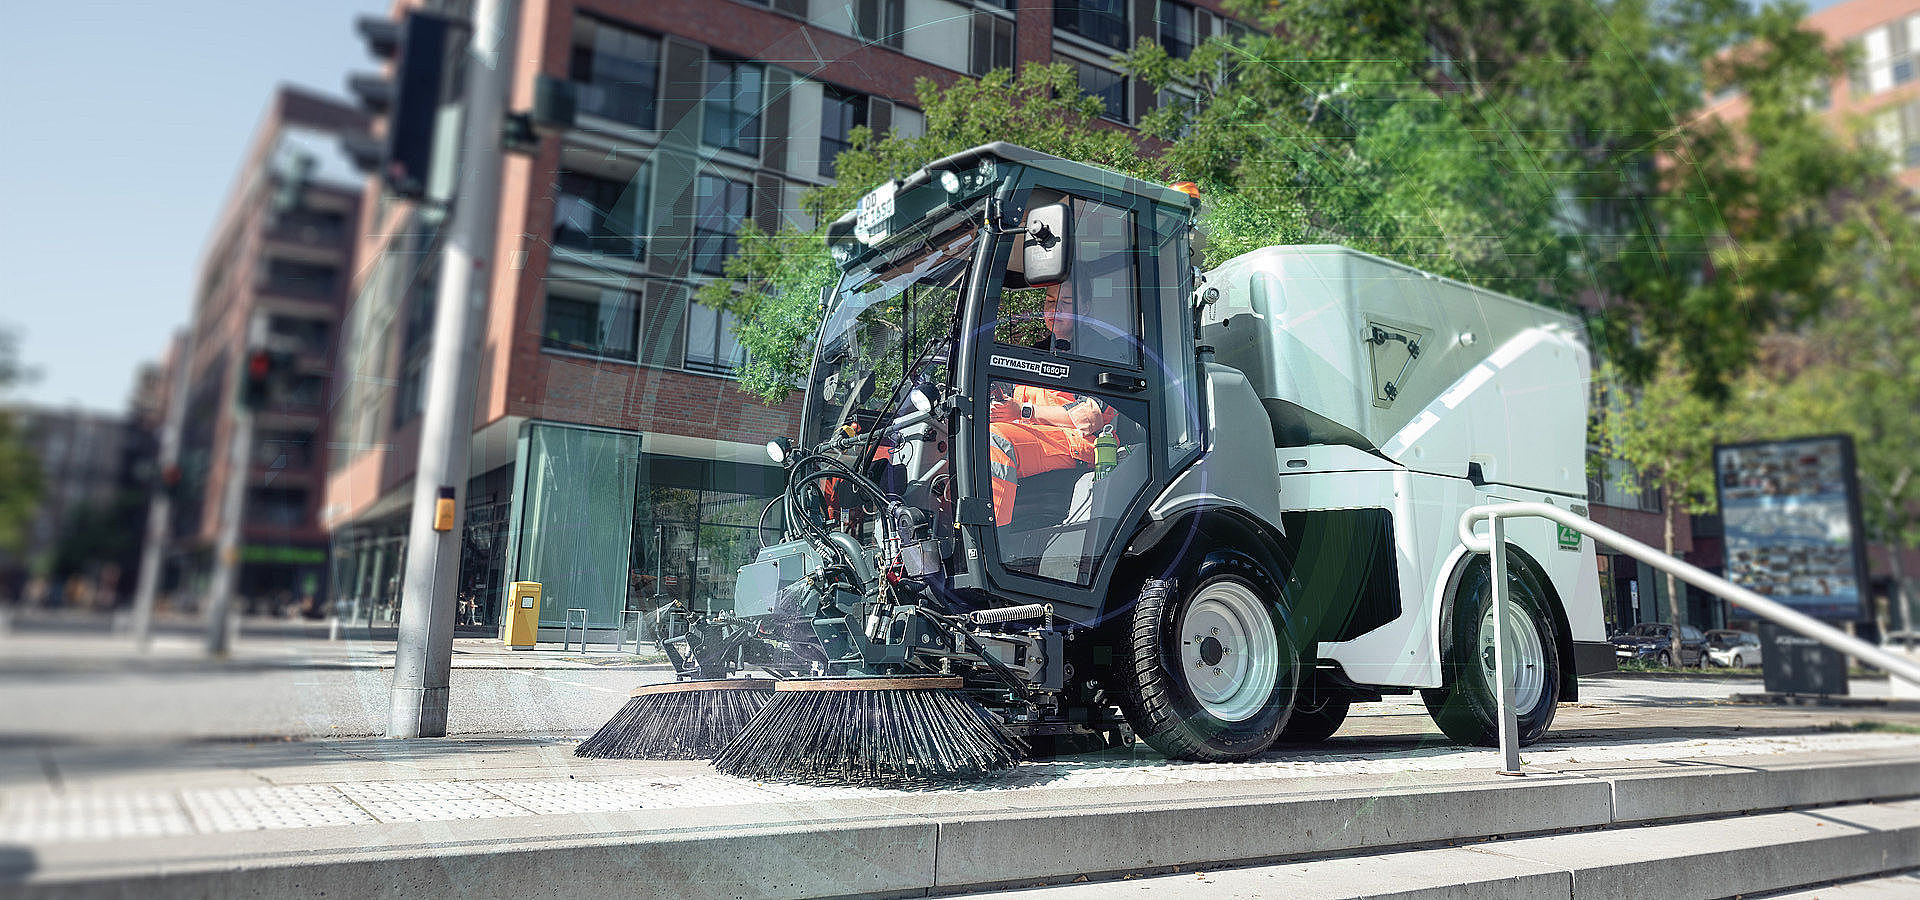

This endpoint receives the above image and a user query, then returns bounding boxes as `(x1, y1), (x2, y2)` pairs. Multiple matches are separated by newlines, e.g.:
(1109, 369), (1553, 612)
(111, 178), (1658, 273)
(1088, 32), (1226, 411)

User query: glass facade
(511, 423), (643, 628)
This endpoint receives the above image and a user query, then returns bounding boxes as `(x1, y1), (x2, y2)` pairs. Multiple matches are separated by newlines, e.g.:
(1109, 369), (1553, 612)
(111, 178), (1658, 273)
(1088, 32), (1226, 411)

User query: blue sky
(0, 0), (383, 414)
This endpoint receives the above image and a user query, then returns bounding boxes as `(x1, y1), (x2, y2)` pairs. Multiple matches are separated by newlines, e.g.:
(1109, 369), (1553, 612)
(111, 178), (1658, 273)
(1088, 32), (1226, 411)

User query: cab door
(962, 180), (1197, 622)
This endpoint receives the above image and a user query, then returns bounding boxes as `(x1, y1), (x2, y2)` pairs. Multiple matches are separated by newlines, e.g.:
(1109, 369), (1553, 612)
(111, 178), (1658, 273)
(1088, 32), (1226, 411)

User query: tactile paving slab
(5, 731), (1918, 845)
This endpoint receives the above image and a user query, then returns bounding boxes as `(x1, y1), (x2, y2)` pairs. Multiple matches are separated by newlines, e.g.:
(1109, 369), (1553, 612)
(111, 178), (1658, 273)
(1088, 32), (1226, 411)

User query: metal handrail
(1458, 501), (1920, 774)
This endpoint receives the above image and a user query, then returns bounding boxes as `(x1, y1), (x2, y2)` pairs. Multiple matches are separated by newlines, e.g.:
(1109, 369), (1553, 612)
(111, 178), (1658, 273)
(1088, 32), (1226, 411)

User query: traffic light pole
(129, 330), (195, 650)
(387, 0), (517, 738)
(205, 314), (267, 656)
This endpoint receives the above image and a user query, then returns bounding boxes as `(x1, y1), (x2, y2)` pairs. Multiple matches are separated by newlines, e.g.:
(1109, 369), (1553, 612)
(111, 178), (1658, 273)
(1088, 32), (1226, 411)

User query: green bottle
(1094, 424), (1117, 478)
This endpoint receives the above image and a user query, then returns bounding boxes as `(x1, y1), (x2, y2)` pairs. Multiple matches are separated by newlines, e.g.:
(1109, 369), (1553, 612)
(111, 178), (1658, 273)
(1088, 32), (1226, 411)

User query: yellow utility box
(506, 581), (541, 650)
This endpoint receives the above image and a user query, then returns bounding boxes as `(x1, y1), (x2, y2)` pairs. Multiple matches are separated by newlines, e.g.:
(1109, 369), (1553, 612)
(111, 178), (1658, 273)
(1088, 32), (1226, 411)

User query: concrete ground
(4, 611), (1920, 896)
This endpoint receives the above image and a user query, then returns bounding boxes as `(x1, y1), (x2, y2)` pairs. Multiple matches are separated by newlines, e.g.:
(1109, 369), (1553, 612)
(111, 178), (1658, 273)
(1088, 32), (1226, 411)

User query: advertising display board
(1714, 435), (1872, 623)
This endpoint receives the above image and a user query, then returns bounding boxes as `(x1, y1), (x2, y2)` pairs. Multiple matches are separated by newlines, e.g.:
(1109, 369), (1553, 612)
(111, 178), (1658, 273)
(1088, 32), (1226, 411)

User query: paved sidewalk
(0, 618), (670, 672)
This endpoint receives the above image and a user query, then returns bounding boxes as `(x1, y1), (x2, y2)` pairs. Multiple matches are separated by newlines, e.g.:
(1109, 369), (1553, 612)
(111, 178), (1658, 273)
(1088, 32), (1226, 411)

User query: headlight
(766, 437), (792, 465)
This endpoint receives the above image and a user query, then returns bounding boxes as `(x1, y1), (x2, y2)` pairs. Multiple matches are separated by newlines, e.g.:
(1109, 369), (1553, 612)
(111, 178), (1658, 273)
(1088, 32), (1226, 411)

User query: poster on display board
(1713, 434), (1872, 623)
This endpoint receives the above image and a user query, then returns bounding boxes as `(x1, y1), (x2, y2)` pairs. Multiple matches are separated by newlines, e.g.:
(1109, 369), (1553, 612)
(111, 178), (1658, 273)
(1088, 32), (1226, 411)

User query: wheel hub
(1198, 636), (1225, 666)
(1178, 580), (1281, 723)
(1477, 596), (1546, 714)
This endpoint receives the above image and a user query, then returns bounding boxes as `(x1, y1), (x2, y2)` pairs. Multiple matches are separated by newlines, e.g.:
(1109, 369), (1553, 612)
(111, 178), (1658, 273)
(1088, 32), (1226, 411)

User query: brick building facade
(166, 86), (367, 616)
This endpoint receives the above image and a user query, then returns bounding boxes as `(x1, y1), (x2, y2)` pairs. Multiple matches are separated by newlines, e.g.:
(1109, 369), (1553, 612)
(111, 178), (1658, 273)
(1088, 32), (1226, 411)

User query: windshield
(1628, 624), (1670, 638)
(805, 223), (973, 451)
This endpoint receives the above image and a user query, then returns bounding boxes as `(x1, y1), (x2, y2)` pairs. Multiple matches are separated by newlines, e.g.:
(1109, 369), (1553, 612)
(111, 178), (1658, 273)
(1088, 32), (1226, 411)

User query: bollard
(1489, 515), (1524, 776)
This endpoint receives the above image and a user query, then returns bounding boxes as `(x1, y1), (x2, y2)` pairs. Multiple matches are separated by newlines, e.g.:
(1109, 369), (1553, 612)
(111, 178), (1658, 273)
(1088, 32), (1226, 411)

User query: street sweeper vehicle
(580, 143), (1611, 781)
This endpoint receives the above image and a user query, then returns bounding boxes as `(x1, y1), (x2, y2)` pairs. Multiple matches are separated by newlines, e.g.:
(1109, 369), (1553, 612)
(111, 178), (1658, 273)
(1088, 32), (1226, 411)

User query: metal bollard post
(1489, 515), (1524, 776)
(564, 608), (589, 652)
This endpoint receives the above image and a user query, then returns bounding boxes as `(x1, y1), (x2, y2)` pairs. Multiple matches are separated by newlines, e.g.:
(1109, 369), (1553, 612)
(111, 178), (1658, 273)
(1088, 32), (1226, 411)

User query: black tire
(1658, 651), (1674, 668)
(1114, 550), (1301, 762)
(1274, 691), (1349, 744)
(1421, 555), (1563, 747)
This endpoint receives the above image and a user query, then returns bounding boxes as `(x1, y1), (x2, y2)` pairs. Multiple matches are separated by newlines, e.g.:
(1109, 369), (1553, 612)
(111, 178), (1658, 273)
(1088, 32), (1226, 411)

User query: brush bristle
(711, 688), (1025, 785)
(574, 687), (773, 759)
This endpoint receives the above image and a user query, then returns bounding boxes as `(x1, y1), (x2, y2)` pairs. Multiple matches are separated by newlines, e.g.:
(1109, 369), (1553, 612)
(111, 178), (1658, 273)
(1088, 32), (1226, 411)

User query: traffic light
(346, 11), (458, 199)
(238, 349), (295, 412)
(240, 349), (272, 411)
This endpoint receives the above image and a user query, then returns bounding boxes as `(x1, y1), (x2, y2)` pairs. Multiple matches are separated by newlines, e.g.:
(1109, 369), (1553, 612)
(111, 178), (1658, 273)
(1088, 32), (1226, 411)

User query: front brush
(711, 675), (1025, 785)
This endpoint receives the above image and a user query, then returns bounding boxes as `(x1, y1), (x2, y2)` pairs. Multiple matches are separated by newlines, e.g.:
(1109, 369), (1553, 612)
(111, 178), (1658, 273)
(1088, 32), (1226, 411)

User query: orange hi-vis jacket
(987, 385), (1114, 527)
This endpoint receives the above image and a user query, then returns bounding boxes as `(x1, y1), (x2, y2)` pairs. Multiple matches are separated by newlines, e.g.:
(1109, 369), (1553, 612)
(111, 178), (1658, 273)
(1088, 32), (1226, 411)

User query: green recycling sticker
(1556, 523), (1581, 551)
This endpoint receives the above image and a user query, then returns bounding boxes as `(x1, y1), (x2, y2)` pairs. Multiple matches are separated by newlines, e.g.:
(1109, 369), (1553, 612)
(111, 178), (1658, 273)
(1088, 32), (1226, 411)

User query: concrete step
(4, 748), (1918, 899)
(971, 800), (1920, 899)
(1764, 869), (1920, 898)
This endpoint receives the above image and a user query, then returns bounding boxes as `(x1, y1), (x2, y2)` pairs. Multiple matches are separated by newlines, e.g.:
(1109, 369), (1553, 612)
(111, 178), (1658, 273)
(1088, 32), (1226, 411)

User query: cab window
(993, 194), (1140, 367)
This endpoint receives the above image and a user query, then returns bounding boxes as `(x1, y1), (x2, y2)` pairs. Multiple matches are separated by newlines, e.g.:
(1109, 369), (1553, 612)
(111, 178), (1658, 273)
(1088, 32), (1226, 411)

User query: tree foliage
(1131, 0), (1871, 394)
(0, 330), (42, 553)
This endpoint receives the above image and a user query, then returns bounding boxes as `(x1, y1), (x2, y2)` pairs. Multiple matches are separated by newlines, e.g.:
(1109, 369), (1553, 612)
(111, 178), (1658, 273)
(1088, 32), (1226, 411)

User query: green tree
(0, 329), (41, 554)
(1600, 184), (1920, 647)
(697, 64), (1149, 402)
(1722, 190), (1920, 638)
(1595, 356), (1724, 662)
(1130, 0), (1874, 394)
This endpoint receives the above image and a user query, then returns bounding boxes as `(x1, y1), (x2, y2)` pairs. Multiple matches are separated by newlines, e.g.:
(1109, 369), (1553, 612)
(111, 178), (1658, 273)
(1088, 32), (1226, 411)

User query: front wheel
(1422, 556), (1562, 747)
(1114, 551), (1301, 762)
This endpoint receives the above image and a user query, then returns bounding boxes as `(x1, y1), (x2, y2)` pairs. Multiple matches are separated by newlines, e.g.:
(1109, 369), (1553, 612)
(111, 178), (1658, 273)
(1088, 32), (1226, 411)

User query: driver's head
(1041, 282), (1074, 342)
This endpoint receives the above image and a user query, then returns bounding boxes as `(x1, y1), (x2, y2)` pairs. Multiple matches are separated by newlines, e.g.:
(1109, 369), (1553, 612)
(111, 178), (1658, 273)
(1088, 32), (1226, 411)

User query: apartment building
(166, 86), (367, 617)
(1820, 0), (1920, 188)
(323, 0), (1243, 635)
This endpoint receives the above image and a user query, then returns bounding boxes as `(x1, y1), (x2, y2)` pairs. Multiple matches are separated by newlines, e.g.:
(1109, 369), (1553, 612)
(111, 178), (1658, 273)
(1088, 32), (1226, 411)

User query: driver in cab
(988, 281), (1115, 527)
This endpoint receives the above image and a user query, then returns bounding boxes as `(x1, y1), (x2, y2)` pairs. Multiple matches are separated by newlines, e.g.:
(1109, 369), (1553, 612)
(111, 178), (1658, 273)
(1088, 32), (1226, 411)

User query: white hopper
(1201, 245), (1590, 495)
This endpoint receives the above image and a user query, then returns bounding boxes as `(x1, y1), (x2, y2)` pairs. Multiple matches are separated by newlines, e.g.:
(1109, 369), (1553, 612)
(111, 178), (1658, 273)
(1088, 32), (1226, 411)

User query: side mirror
(1021, 203), (1071, 287)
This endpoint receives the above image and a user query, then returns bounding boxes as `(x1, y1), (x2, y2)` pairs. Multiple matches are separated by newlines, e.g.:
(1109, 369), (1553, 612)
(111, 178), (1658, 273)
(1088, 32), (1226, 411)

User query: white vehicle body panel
(1189, 245), (1603, 692)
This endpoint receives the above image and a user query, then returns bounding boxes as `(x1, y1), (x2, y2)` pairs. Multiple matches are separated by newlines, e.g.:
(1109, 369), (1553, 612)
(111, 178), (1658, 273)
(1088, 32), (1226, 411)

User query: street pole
(130, 330), (195, 650)
(387, 0), (516, 738)
(206, 314), (266, 657)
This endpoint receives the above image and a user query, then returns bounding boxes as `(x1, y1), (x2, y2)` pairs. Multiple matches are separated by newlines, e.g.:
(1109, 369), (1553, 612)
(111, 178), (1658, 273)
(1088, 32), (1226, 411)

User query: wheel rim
(1178, 579), (1280, 723)
(1476, 596), (1546, 715)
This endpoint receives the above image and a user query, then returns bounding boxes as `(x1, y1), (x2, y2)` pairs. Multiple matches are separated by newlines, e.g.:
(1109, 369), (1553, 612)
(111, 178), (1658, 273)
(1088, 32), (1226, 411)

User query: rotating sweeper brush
(712, 676), (1024, 785)
(574, 679), (774, 760)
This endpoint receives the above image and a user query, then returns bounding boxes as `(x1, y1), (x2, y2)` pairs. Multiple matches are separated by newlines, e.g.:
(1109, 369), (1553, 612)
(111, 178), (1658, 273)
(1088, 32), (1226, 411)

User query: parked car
(1705, 629), (1762, 668)
(1610, 623), (1707, 667)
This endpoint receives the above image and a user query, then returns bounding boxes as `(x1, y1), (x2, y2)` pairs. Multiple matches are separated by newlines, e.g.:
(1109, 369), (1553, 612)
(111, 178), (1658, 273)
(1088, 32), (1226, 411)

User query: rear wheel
(1274, 690), (1349, 744)
(1115, 550), (1300, 762)
(1422, 555), (1562, 747)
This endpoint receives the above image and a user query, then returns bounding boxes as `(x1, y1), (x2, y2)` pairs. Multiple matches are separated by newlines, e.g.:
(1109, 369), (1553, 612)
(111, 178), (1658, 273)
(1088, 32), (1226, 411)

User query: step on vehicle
(660, 143), (1612, 762)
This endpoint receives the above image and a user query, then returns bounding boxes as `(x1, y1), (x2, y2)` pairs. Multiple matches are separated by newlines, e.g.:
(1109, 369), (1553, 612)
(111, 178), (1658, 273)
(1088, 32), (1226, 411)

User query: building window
(855, 0), (905, 48)
(284, 374), (326, 410)
(820, 86), (868, 177)
(553, 169), (647, 261)
(971, 10), (1015, 76)
(268, 207), (347, 245)
(570, 15), (662, 129)
(256, 430), (314, 468)
(685, 302), (744, 375)
(542, 281), (639, 360)
(692, 175), (751, 276)
(702, 57), (764, 154)
(1158, 1), (1197, 59)
(261, 259), (338, 299)
(1853, 16), (1919, 97)
(267, 315), (330, 356)
(249, 487), (310, 529)
(1078, 62), (1128, 123)
(1056, 0), (1129, 51)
